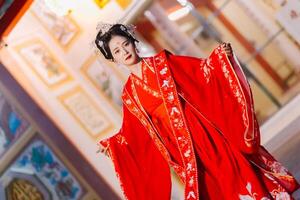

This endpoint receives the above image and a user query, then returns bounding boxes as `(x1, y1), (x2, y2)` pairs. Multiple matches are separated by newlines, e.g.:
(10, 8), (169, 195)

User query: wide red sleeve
(168, 46), (260, 154)
(98, 105), (171, 200)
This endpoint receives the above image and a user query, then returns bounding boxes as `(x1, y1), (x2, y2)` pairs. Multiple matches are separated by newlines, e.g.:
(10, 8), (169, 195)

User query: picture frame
(80, 55), (128, 113)
(58, 86), (114, 139)
(14, 38), (73, 89)
(0, 86), (30, 159)
(0, 135), (86, 200)
(30, 0), (81, 51)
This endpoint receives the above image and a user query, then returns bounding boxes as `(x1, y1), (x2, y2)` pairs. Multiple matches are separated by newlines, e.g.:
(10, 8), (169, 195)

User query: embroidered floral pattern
(122, 52), (199, 199)
(239, 181), (292, 200)
(202, 58), (213, 83)
(131, 57), (161, 98)
(262, 171), (293, 199)
(101, 47), (298, 200)
(239, 182), (271, 200)
(131, 75), (161, 98)
(115, 134), (128, 145)
(154, 51), (199, 200)
(142, 57), (155, 84)
(257, 154), (294, 200)
(271, 191), (291, 200)
(260, 155), (289, 176)
(270, 180), (290, 199)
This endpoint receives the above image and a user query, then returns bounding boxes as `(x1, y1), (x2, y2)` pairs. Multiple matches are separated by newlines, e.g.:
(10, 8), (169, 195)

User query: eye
(114, 49), (120, 54)
(124, 41), (130, 46)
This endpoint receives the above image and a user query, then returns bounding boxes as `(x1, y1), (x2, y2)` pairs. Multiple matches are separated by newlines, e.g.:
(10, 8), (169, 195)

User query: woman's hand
(221, 42), (233, 57)
(96, 143), (110, 157)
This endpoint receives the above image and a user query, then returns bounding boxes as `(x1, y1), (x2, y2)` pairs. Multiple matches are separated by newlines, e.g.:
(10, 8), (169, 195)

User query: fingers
(221, 42), (233, 56)
(102, 148), (109, 157)
(96, 143), (109, 157)
(221, 42), (231, 49)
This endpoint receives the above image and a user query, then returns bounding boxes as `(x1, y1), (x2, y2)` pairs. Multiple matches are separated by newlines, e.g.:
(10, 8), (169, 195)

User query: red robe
(99, 45), (299, 200)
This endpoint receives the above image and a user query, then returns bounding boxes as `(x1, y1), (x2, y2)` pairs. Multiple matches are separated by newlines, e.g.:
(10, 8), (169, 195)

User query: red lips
(125, 54), (132, 61)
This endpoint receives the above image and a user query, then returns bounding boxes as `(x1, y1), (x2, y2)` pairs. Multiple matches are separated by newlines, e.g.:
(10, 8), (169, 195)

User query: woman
(95, 24), (299, 200)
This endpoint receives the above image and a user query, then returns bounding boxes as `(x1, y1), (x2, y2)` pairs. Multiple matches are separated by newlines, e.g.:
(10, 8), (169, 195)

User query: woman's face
(108, 35), (139, 66)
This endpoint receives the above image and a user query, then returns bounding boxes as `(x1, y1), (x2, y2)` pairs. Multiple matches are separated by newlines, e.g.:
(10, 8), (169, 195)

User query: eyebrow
(112, 40), (129, 52)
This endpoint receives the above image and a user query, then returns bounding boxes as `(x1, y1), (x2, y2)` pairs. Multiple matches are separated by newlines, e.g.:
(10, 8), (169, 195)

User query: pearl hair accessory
(98, 40), (104, 47)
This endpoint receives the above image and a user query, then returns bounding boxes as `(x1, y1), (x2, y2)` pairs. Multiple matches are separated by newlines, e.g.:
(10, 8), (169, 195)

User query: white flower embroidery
(239, 182), (257, 200)
(269, 161), (288, 175)
(171, 106), (180, 115)
(275, 192), (290, 200)
(155, 55), (164, 65)
(239, 182), (271, 200)
(184, 149), (191, 158)
(167, 92), (174, 102)
(239, 195), (255, 200)
(116, 135), (128, 145)
(160, 67), (168, 75)
(222, 65), (230, 79)
(141, 119), (147, 125)
(162, 80), (169, 88)
(206, 57), (214, 69)
(181, 171), (186, 178)
(187, 191), (196, 199)
(187, 163), (193, 171)
(125, 99), (131, 104)
(173, 118), (183, 129)
(188, 176), (194, 187)
(202, 64), (211, 83)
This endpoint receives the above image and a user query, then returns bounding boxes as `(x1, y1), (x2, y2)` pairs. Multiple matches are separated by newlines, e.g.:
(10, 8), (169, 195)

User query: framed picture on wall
(80, 55), (128, 112)
(14, 38), (73, 89)
(0, 89), (30, 159)
(0, 135), (86, 200)
(58, 86), (114, 139)
(30, 0), (81, 51)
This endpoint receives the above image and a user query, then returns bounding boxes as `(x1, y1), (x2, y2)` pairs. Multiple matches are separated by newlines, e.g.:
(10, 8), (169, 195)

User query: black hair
(95, 24), (138, 60)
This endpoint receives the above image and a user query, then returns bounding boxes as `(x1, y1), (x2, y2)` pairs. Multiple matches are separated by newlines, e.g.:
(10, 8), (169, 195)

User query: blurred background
(0, 0), (299, 199)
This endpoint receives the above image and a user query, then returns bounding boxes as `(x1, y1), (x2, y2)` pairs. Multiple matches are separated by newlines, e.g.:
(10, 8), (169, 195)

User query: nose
(122, 47), (128, 55)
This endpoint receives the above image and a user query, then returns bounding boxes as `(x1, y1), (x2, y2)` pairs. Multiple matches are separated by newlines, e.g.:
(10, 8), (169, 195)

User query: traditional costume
(99, 45), (299, 200)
